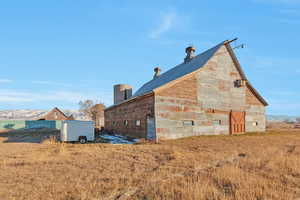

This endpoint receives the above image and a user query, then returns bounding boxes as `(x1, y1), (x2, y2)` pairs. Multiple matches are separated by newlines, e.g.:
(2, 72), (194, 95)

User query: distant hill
(0, 110), (298, 123)
(267, 115), (299, 123)
(0, 109), (89, 121)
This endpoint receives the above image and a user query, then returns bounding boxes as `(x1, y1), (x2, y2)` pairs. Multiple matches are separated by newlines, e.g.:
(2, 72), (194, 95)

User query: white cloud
(32, 81), (72, 87)
(0, 79), (13, 83)
(149, 11), (177, 39)
(0, 90), (112, 106)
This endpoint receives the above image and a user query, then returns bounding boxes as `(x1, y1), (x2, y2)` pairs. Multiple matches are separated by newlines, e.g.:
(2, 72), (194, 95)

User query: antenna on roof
(233, 44), (246, 50)
(225, 38), (246, 50)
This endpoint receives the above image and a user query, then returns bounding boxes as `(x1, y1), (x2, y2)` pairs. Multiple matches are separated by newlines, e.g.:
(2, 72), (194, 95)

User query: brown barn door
(230, 111), (245, 134)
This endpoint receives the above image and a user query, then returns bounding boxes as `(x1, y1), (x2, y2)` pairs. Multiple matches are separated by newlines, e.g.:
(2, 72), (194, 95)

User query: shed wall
(0, 120), (62, 130)
(104, 94), (155, 138)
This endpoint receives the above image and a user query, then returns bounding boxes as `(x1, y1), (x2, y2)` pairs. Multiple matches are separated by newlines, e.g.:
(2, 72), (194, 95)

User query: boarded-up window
(234, 80), (246, 88)
(183, 121), (194, 126)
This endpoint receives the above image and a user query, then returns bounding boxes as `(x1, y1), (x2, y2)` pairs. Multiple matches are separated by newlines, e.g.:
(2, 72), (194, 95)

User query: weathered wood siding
(245, 87), (266, 132)
(155, 45), (266, 139)
(155, 75), (204, 139)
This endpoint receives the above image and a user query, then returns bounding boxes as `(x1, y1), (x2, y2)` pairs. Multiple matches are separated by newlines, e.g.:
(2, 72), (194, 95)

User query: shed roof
(134, 41), (224, 97)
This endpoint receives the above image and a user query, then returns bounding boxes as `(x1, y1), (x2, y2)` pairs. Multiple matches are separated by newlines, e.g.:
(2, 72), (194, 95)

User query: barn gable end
(104, 40), (267, 140)
(38, 107), (71, 121)
(246, 86), (264, 106)
(154, 43), (266, 139)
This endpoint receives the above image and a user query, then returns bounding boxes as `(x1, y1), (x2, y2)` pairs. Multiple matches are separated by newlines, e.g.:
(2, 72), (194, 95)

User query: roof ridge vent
(184, 46), (196, 63)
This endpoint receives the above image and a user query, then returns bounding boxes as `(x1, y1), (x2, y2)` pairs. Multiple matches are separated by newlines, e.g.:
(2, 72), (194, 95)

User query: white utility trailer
(60, 120), (95, 143)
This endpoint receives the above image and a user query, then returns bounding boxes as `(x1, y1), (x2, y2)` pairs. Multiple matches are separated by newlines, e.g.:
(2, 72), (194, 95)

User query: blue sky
(0, 0), (299, 115)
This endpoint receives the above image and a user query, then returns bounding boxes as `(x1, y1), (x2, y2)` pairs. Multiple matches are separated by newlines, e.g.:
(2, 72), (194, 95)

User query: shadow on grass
(0, 128), (60, 143)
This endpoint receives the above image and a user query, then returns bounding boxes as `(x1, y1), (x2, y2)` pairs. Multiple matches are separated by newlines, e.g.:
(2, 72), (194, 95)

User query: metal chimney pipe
(184, 46), (196, 63)
(153, 67), (161, 79)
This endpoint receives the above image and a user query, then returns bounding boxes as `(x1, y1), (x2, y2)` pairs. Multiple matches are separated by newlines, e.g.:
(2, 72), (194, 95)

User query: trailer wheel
(79, 136), (87, 144)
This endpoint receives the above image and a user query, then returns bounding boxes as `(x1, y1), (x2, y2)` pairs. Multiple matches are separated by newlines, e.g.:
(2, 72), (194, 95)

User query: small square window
(253, 122), (258, 126)
(183, 121), (194, 126)
(213, 120), (222, 125)
(136, 120), (141, 126)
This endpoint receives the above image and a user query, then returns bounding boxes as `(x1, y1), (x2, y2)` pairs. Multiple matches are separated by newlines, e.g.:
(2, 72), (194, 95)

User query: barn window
(253, 122), (258, 126)
(124, 120), (128, 126)
(183, 121), (194, 126)
(124, 90), (128, 100)
(234, 79), (247, 88)
(136, 120), (141, 126)
(124, 89), (131, 101)
(213, 120), (222, 125)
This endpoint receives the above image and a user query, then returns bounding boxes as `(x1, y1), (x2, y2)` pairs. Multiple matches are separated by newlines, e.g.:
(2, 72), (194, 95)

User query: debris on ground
(98, 133), (139, 144)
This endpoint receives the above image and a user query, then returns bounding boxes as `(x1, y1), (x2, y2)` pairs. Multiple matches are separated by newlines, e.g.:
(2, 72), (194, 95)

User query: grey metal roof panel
(133, 41), (225, 97)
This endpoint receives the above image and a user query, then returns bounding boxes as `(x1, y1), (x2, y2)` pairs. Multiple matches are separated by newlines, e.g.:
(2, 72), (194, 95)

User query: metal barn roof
(133, 41), (225, 97)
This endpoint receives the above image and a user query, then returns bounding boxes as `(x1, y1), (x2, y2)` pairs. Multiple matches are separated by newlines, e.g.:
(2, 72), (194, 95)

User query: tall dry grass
(0, 130), (300, 200)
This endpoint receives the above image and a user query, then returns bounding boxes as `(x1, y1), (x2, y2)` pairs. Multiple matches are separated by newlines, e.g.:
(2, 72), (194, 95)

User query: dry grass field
(1, 130), (300, 200)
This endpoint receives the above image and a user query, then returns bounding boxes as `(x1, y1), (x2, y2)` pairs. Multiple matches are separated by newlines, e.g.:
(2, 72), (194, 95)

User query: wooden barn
(104, 39), (268, 140)
(38, 107), (74, 121)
